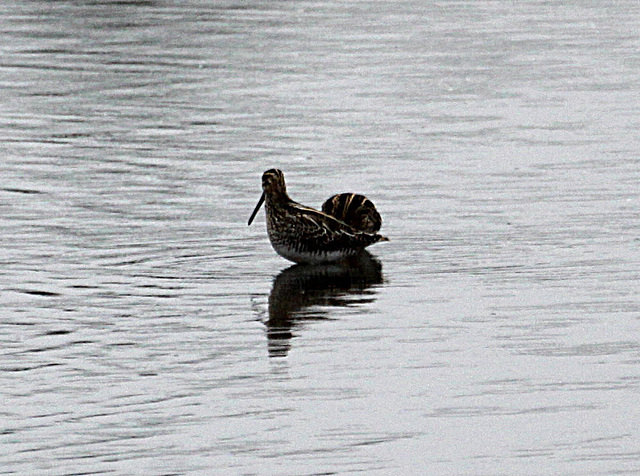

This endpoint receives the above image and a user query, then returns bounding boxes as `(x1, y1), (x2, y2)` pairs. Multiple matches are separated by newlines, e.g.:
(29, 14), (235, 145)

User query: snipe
(248, 169), (388, 264)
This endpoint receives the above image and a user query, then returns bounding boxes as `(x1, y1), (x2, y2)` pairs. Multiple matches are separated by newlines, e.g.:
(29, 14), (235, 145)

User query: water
(2, 1), (640, 474)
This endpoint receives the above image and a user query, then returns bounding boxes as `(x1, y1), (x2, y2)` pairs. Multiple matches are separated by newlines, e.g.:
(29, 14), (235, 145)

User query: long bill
(247, 192), (265, 226)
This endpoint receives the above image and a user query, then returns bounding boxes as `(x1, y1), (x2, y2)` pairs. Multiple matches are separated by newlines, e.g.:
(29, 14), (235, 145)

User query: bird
(248, 169), (388, 264)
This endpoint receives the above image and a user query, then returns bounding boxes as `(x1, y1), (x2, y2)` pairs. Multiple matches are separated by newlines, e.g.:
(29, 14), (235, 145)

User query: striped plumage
(322, 193), (382, 233)
(248, 169), (388, 265)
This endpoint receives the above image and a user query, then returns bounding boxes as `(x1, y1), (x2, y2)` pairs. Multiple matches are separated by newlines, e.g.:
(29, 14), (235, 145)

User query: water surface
(2, 1), (640, 474)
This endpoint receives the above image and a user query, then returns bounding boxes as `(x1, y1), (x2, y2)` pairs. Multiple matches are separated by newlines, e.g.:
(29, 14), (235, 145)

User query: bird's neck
(265, 190), (291, 206)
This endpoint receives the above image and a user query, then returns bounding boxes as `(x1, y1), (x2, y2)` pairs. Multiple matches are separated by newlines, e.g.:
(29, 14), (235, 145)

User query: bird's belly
(271, 241), (352, 265)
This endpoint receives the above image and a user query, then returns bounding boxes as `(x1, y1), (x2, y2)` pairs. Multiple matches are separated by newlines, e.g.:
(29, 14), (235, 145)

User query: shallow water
(2, 0), (640, 474)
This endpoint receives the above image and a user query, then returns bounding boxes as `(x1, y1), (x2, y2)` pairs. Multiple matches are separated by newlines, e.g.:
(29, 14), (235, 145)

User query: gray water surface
(2, 1), (640, 475)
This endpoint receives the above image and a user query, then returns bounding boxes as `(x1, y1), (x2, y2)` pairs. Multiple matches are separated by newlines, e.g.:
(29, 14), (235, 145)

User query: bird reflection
(264, 251), (384, 357)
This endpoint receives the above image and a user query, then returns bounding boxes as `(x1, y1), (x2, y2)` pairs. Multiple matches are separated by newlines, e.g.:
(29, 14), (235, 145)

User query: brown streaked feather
(321, 193), (382, 233)
(280, 202), (386, 251)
